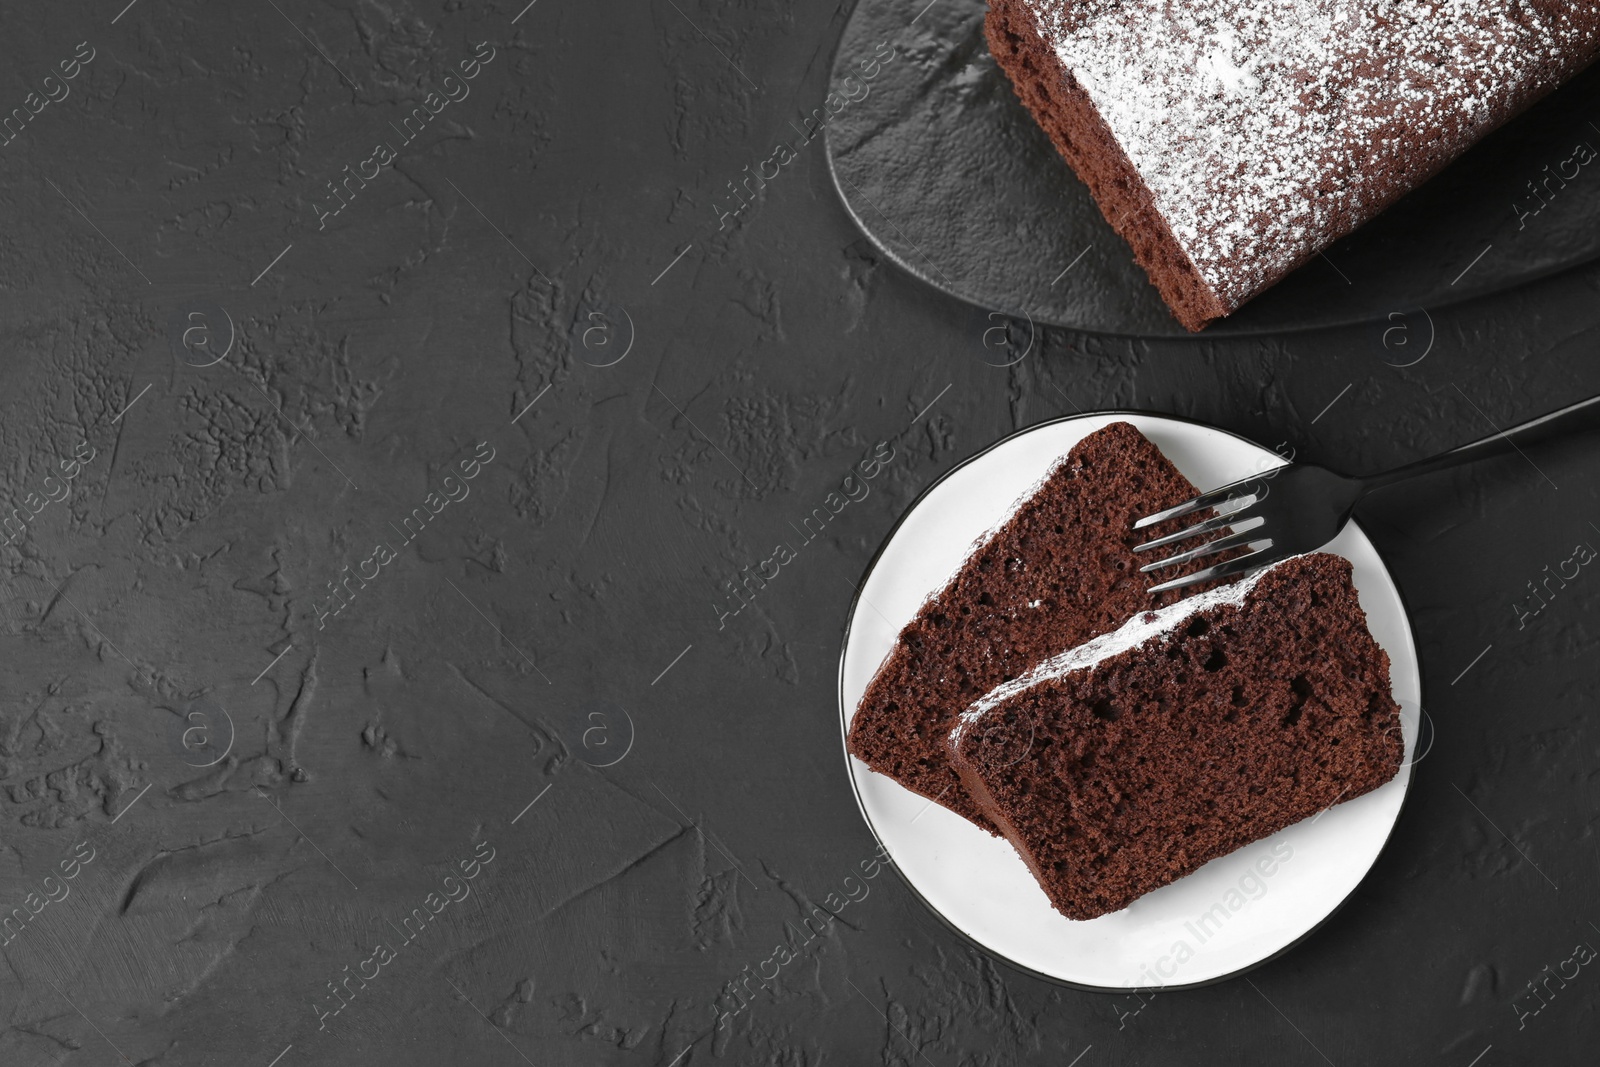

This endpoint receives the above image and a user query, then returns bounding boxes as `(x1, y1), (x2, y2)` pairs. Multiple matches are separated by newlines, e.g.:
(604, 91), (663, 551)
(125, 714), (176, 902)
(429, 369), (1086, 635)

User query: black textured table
(0, 2), (1594, 1065)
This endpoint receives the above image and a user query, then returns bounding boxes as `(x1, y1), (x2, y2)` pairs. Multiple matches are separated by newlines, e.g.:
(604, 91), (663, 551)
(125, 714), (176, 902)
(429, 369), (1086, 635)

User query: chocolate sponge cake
(948, 553), (1402, 921)
(986, 0), (1600, 330)
(846, 421), (1214, 833)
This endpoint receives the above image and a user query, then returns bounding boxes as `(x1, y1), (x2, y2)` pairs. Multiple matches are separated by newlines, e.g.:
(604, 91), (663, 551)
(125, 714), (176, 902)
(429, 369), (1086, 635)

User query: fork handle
(1360, 392), (1600, 493)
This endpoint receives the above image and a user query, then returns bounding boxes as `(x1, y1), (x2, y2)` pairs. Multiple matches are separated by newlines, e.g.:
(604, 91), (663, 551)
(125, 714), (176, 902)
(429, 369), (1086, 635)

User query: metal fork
(1131, 393), (1600, 594)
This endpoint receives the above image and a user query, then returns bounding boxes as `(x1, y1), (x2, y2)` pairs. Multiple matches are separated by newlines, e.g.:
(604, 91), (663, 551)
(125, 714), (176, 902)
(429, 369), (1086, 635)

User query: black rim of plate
(833, 410), (1424, 994)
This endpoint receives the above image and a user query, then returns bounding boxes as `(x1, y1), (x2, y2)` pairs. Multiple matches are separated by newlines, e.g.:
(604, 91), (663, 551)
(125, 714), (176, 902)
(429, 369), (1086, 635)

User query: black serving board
(825, 0), (1600, 336)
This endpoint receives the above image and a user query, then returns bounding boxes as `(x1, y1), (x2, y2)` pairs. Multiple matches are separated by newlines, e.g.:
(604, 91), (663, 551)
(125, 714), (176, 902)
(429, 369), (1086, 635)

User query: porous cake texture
(948, 553), (1403, 921)
(846, 422), (1208, 833)
(986, 0), (1600, 329)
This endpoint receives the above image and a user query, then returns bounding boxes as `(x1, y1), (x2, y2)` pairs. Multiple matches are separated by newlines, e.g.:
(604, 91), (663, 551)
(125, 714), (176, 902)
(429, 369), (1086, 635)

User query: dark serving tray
(825, 0), (1600, 336)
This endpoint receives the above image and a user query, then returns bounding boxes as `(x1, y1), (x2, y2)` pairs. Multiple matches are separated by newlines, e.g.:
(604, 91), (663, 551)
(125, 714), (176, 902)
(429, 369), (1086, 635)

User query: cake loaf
(986, 0), (1600, 330)
(948, 553), (1403, 921)
(847, 421), (1213, 833)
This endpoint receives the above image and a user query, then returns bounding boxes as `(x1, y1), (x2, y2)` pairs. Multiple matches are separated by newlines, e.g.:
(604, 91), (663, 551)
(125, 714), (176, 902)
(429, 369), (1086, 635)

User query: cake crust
(948, 553), (1403, 921)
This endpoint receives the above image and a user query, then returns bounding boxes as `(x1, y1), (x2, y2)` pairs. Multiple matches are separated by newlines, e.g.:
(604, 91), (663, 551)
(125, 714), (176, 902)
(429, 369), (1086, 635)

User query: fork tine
(1145, 543), (1274, 595)
(1138, 526), (1265, 573)
(1133, 505), (1260, 553)
(1131, 476), (1265, 530)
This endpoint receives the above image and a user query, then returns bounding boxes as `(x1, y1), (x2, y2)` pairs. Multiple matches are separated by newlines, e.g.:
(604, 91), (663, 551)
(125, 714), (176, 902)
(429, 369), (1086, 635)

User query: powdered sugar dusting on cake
(1022, 1), (1600, 310)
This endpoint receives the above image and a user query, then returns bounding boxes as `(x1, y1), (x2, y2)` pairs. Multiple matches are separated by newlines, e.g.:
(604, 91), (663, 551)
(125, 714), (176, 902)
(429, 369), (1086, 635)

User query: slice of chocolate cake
(986, 0), (1600, 330)
(948, 552), (1402, 921)
(846, 421), (1217, 833)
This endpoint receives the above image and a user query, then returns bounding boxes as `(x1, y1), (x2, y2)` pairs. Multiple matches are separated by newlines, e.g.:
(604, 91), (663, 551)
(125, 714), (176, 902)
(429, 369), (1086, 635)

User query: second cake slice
(948, 553), (1403, 920)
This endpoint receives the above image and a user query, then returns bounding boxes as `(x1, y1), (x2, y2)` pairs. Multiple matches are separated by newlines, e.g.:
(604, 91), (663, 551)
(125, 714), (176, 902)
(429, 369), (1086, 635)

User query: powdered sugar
(1023, 1), (1600, 310)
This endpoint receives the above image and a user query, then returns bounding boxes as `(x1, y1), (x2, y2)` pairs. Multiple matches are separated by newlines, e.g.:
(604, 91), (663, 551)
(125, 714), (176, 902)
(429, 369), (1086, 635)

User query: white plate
(838, 413), (1419, 990)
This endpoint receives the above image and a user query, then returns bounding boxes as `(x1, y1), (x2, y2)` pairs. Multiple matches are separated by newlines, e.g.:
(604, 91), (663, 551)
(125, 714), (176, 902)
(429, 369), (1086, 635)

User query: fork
(1131, 392), (1600, 594)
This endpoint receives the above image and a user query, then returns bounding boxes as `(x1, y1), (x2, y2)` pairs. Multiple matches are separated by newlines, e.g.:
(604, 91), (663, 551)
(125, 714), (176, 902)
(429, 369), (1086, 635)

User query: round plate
(838, 414), (1420, 989)
(825, 0), (1600, 336)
